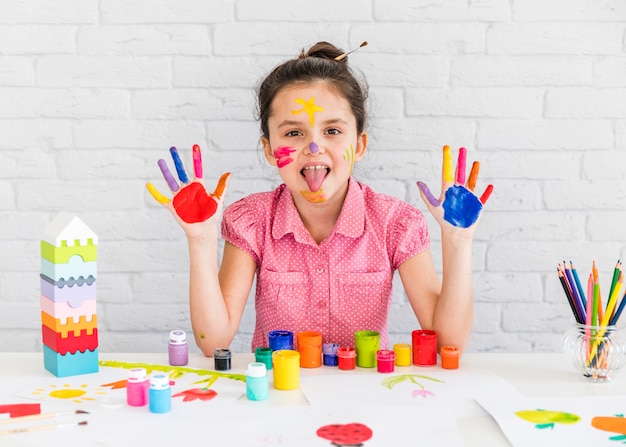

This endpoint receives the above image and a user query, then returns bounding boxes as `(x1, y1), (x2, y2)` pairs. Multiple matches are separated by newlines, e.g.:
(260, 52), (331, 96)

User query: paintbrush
(0, 409), (89, 425)
(0, 420), (87, 436)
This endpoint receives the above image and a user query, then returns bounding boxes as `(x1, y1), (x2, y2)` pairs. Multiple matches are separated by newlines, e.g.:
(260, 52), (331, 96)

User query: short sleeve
(389, 202), (430, 270)
(221, 198), (261, 266)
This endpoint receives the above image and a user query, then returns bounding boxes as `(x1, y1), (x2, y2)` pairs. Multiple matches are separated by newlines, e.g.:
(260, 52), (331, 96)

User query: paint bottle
(246, 362), (269, 401)
(393, 343), (412, 366)
(272, 349), (300, 390)
(149, 373), (171, 414)
(441, 346), (460, 370)
(297, 331), (322, 368)
(168, 329), (188, 366)
(412, 329), (437, 366)
(354, 330), (380, 368)
(322, 343), (339, 366)
(337, 346), (356, 370)
(126, 367), (149, 407)
(255, 346), (273, 370)
(268, 330), (294, 351)
(376, 349), (396, 373)
(213, 348), (232, 371)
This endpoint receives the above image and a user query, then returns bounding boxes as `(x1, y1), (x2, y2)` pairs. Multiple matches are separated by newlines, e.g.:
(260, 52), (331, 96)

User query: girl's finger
(479, 184), (494, 204)
(157, 159), (179, 192)
(212, 172), (232, 200)
(442, 145), (453, 184)
(170, 146), (189, 184)
(417, 181), (440, 207)
(467, 161), (480, 192)
(192, 144), (203, 179)
(146, 182), (171, 205)
(455, 147), (467, 185)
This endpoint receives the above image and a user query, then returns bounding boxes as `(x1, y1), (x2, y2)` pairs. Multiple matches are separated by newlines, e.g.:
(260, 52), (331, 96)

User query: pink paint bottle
(376, 349), (395, 373)
(126, 367), (149, 407)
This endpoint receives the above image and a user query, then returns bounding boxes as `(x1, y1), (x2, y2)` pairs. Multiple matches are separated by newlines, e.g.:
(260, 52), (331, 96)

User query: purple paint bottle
(168, 330), (188, 366)
(126, 367), (149, 407)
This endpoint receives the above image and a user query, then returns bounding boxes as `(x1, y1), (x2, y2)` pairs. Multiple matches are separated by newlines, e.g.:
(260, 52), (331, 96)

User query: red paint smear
(172, 388), (217, 402)
(173, 182), (218, 223)
(0, 403), (41, 418)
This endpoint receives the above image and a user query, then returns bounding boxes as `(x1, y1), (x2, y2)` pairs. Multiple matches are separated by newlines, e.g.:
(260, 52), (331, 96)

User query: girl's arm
(404, 145), (493, 353)
(146, 145), (255, 356)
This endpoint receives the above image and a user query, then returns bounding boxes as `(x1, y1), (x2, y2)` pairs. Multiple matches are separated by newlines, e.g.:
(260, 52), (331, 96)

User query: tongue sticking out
(303, 167), (327, 192)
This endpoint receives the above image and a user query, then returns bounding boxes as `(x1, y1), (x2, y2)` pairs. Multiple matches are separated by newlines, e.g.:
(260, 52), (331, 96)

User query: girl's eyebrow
(276, 118), (349, 129)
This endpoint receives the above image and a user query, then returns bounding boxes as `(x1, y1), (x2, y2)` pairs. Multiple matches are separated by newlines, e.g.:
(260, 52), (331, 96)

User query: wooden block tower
(40, 212), (99, 377)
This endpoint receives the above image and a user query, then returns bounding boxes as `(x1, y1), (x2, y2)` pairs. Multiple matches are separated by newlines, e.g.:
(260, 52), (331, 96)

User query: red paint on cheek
(274, 146), (296, 168)
(173, 182), (218, 223)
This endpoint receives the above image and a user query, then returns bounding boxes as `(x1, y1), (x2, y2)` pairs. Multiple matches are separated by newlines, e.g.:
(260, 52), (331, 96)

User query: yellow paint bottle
(272, 350), (300, 390)
(393, 343), (412, 366)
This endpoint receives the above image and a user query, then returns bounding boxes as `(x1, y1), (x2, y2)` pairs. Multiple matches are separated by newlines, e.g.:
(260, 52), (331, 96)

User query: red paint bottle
(337, 346), (356, 370)
(412, 329), (437, 366)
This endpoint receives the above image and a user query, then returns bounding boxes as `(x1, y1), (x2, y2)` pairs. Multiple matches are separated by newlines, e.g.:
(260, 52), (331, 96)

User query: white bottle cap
(128, 367), (147, 382)
(247, 362), (267, 378)
(150, 373), (170, 390)
(170, 330), (186, 344)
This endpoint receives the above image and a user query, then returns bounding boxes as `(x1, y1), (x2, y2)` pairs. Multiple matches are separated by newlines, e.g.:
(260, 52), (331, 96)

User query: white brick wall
(2, 0), (625, 355)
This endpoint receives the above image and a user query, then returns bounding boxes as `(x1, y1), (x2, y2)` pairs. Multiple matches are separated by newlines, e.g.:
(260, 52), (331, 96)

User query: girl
(146, 41), (492, 356)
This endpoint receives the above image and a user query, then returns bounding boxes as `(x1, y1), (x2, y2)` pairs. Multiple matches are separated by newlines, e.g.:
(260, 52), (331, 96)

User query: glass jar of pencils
(562, 323), (626, 382)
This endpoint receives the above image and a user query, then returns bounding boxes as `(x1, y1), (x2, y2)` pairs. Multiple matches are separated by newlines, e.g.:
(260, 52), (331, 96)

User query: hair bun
(300, 41), (344, 61)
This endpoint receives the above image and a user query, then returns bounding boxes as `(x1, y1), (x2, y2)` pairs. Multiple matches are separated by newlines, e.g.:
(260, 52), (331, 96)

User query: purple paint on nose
(309, 142), (320, 154)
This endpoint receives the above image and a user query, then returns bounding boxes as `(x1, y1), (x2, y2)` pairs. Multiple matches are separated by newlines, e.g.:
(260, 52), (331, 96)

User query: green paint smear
(99, 360), (246, 385)
(381, 374), (445, 390)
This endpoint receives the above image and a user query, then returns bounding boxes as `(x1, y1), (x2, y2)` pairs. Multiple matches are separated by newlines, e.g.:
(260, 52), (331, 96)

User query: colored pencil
(558, 267), (581, 323)
(610, 290), (626, 326)
(563, 262), (585, 323)
(569, 260), (587, 310)
(592, 261), (601, 326)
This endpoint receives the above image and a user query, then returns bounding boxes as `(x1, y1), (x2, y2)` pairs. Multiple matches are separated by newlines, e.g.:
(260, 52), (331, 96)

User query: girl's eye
(325, 128), (341, 135)
(285, 130), (302, 137)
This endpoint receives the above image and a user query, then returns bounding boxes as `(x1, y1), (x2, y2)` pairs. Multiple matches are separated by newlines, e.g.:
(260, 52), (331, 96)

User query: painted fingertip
(157, 159), (179, 192)
(479, 184), (494, 204)
(467, 161), (480, 191)
(170, 146), (189, 184)
(442, 145), (453, 183)
(192, 144), (203, 179)
(455, 147), (467, 185)
(213, 172), (231, 199)
(417, 181), (440, 207)
(146, 182), (171, 205)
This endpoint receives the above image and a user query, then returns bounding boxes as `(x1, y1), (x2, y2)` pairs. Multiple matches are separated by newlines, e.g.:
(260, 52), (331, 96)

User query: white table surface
(1, 351), (624, 446)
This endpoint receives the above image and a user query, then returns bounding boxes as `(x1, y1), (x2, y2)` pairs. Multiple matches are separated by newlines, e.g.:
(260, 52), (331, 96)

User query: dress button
(316, 265), (325, 274)
(318, 301), (326, 309)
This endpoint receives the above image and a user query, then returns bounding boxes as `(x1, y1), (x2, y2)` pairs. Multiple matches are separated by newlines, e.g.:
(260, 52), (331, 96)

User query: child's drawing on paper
(514, 409), (581, 429)
(381, 374), (444, 399)
(30, 383), (109, 404)
(591, 414), (626, 443)
(317, 422), (373, 446)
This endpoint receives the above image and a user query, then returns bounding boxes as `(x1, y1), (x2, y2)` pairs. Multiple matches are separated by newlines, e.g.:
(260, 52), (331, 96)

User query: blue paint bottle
(322, 343), (339, 366)
(149, 373), (171, 413)
(268, 330), (294, 351)
(246, 362), (269, 401)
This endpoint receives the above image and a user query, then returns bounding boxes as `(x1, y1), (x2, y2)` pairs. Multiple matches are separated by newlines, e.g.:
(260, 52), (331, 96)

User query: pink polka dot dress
(221, 177), (430, 351)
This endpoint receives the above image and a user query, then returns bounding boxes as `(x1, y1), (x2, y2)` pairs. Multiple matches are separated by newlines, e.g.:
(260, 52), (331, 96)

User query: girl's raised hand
(146, 145), (231, 234)
(416, 145), (493, 231)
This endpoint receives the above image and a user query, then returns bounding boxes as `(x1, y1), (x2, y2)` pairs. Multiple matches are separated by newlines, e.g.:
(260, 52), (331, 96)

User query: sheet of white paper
(476, 395), (626, 447)
(300, 366), (521, 417)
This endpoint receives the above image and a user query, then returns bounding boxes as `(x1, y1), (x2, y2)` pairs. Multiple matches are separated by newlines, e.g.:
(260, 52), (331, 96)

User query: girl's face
(262, 81), (367, 205)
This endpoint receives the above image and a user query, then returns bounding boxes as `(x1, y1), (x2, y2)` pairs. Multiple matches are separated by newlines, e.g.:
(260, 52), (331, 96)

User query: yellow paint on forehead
(292, 97), (324, 127)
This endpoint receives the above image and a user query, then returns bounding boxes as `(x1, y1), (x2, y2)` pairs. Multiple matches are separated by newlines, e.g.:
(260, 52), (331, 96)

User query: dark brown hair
(256, 41), (368, 138)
